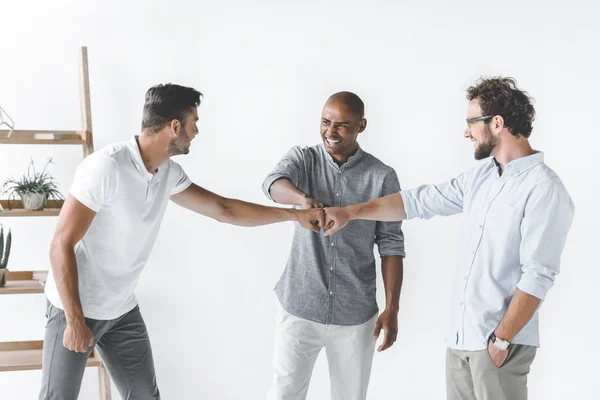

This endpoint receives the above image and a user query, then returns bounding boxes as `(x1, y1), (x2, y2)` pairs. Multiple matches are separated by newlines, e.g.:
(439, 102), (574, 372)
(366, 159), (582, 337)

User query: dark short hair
(327, 91), (365, 119)
(467, 77), (535, 138)
(142, 84), (202, 134)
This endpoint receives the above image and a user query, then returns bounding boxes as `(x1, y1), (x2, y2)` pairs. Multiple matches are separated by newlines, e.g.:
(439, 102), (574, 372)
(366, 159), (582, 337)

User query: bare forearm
(220, 198), (298, 227)
(269, 179), (308, 206)
(495, 288), (542, 342)
(49, 241), (85, 323)
(171, 184), (320, 229)
(347, 193), (407, 222)
(382, 256), (403, 311)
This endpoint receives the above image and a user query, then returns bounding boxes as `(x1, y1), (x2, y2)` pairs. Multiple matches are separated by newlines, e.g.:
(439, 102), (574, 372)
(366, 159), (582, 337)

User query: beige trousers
(446, 344), (537, 400)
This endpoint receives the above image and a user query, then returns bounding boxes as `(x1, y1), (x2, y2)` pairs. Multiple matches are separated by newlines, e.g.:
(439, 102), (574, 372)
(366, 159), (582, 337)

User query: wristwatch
(490, 333), (510, 351)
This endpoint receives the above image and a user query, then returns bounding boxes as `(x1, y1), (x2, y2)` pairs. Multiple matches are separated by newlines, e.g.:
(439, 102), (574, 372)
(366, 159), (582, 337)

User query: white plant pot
(18, 191), (46, 211)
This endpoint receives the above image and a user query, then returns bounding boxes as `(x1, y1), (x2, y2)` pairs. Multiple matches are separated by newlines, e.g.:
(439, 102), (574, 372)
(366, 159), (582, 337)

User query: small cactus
(0, 225), (11, 269)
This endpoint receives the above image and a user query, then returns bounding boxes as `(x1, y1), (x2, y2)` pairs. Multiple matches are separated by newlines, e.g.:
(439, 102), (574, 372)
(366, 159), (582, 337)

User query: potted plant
(2, 158), (64, 211)
(0, 224), (11, 287)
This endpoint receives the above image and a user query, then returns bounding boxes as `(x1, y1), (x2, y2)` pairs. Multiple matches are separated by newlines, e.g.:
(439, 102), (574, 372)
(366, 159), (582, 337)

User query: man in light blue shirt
(322, 77), (574, 400)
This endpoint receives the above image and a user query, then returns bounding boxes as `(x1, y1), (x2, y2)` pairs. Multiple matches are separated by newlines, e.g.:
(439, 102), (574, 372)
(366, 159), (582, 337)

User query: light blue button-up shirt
(401, 152), (574, 351)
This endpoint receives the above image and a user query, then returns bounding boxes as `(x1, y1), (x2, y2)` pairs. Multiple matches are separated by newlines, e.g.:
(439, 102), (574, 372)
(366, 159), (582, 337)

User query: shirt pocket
(485, 202), (522, 244)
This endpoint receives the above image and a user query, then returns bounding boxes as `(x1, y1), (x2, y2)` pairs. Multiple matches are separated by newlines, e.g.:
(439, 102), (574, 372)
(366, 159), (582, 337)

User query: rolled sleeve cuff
(400, 190), (418, 220)
(517, 273), (553, 300)
(262, 173), (291, 201)
(379, 248), (406, 258)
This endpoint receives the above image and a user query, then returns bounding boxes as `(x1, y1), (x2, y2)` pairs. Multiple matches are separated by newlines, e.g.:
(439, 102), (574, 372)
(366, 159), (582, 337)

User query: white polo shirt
(45, 136), (192, 320)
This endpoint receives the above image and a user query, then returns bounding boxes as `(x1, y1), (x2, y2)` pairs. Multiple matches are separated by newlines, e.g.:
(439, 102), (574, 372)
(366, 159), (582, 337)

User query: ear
(358, 118), (367, 133)
(169, 119), (181, 137)
(491, 115), (504, 135)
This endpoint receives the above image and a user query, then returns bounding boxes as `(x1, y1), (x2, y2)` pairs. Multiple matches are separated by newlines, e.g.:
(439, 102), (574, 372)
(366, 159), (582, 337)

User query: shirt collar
(321, 143), (365, 170)
(127, 136), (155, 181)
(492, 151), (544, 176)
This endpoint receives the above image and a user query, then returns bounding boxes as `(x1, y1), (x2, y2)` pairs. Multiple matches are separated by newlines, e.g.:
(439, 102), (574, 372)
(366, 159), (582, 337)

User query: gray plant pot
(18, 191), (46, 211)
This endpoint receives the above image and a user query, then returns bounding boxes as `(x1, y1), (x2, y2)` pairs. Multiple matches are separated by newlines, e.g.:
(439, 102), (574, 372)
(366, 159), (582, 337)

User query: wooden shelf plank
(0, 130), (85, 145)
(0, 200), (63, 217)
(0, 209), (61, 217)
(0, 271), (47, 295)
(0, 341), (103, 372)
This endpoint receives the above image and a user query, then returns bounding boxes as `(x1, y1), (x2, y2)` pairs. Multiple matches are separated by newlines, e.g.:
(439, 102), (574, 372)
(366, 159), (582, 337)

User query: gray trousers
(39, 302), (160, 400)
(446, 345), (537, 400)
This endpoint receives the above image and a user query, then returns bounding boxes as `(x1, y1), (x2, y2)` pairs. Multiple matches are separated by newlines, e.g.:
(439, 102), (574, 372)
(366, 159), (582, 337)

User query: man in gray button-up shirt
(264, 92), (405, 400)
(324, 78), (574, 400)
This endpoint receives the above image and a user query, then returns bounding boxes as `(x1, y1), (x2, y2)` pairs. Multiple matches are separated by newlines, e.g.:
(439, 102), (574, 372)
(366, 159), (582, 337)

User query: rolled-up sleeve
(262, 146), (305, 201)
(376, 170), (406, 257)
(400, 171), (470, 220)
(517, 184), (575, 300)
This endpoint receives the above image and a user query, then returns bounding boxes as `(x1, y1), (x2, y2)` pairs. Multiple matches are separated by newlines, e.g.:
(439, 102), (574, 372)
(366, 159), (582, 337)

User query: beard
(474, 124), (498, 160)
(167, 132), (190, 156)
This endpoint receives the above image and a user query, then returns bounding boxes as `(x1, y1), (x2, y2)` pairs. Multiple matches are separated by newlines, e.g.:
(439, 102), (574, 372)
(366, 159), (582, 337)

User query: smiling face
(464, 99), (499, 160)
(320, 100), (366, 165)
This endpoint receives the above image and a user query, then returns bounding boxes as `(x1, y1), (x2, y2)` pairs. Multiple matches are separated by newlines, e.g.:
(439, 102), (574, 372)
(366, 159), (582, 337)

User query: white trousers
(267, 304), (378, 400)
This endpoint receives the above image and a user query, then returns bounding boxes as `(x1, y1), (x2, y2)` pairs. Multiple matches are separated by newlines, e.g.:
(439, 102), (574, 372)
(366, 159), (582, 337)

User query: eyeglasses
(466, 115), (493, 126)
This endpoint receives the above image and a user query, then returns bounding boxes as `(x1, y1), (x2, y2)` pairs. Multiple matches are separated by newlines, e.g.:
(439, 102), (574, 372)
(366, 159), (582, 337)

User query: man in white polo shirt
(39, 84), (325, 400)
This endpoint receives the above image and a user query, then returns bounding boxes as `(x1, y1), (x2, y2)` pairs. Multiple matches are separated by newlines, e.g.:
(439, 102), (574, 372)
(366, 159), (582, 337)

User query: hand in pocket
(487, 339), (509, 368)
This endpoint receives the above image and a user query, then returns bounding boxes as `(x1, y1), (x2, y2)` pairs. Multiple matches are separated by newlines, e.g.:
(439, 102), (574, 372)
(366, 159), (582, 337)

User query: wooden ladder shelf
(0, 47), (111, 400)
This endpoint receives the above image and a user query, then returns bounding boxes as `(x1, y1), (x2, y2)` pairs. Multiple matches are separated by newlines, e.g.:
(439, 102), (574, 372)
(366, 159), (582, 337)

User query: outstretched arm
(324, 193), (407, 235)
(171, 183), (326, 232)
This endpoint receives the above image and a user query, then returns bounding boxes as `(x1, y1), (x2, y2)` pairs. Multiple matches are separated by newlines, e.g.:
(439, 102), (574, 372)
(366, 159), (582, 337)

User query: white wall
(1, 0), (598, 399)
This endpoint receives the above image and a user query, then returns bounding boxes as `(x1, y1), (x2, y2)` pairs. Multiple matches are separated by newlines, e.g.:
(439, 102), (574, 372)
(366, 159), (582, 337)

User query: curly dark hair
(142, 84), (202, 134)
(467, 77), (535, 138)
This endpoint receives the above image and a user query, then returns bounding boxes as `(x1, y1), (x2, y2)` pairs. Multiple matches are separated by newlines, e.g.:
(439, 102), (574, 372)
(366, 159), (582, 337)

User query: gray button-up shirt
(401, 152), (574, 350)
(263, 144), (405, 325)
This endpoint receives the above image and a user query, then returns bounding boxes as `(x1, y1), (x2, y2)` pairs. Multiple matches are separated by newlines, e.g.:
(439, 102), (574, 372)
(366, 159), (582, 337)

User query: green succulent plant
(0, 224), (11, 287)
(0, 224), (11, 269)
(2, 158), (63, 201)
